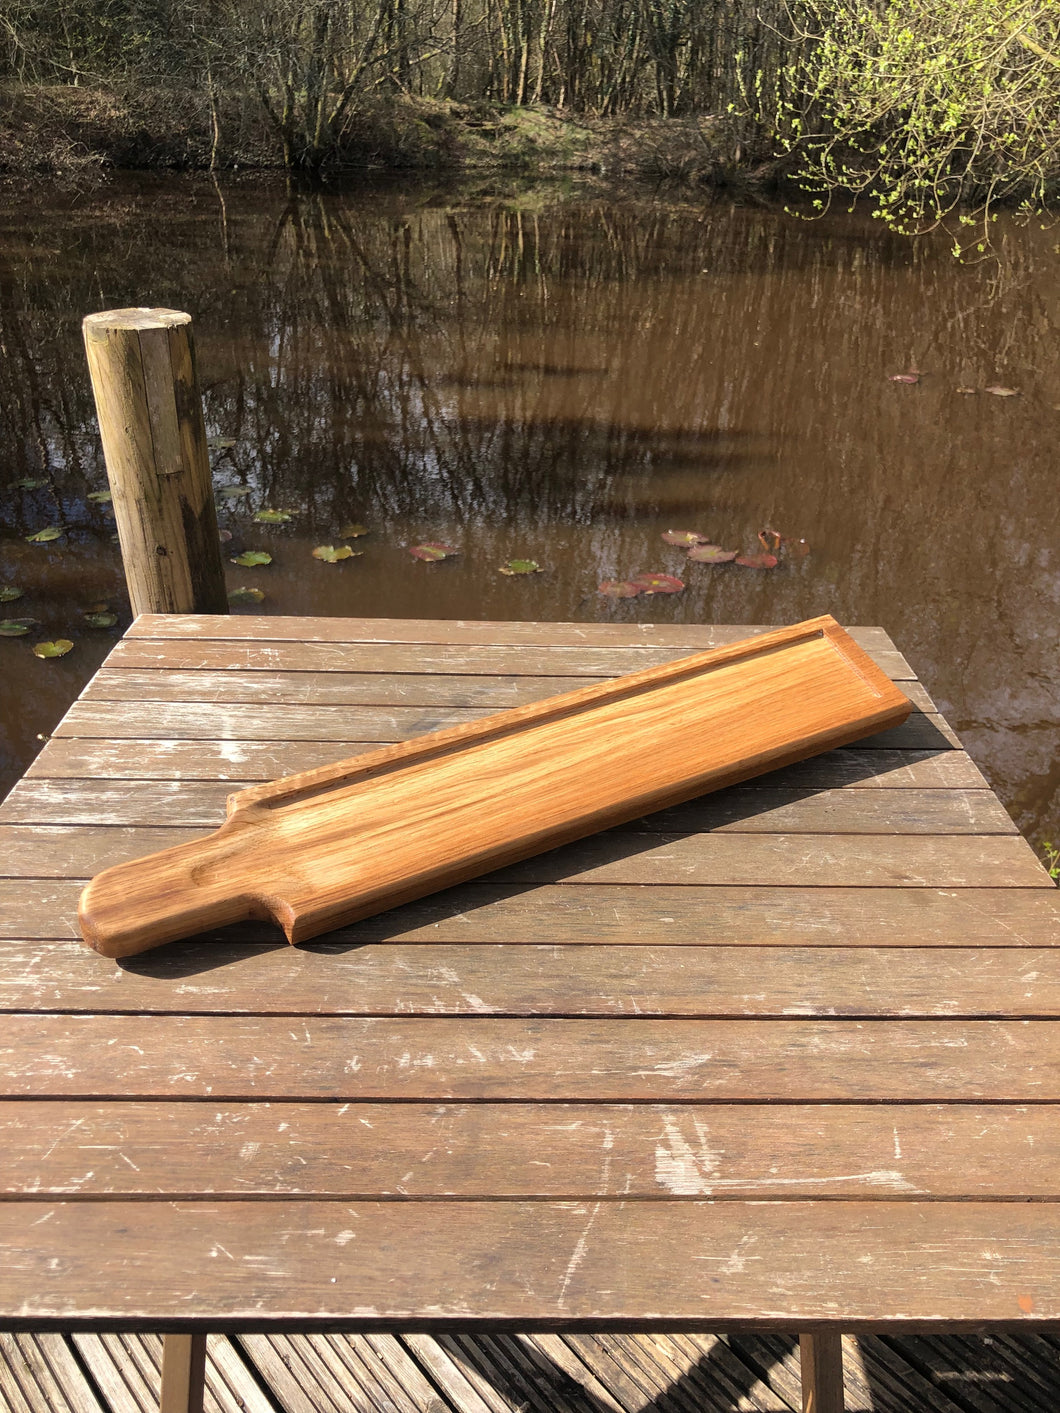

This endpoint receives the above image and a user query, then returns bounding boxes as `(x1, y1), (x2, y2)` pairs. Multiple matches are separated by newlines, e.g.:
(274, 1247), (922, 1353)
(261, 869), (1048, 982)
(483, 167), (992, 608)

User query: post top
(83, 308), (192, 336)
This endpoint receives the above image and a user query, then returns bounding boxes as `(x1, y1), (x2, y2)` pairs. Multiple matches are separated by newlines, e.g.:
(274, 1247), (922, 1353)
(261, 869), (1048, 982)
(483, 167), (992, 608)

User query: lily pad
(687, 544), (737, 564)
(87, 490), (112, 504)
(0, 588), (23, 603)
(218, 484), (252, 501)
(786, 537), (811, 559)
(631, 572), (684, 595)
(228, 586), (266, 605)
(207, 437), (239, 450)
(312, 545), (361, 563)
(888, 373), (920, 384)
(83, 611), (118, 628)
(25, 527), (62, 543)
(0, 619), (32, 637)
(253, 509), (293, 524)
(33, 639), (74, 658)
(735, 552), (779, 569)
(409, 543), (458, 561)
(230, 550), (272, 568)
(499, 558), (541, 576)
(598, 580), (643, 598)
(340, 523), (369, 539)
(661, 530), (708, 547)
(985, 385), (1019, 397)
(9, 477), (47, 490)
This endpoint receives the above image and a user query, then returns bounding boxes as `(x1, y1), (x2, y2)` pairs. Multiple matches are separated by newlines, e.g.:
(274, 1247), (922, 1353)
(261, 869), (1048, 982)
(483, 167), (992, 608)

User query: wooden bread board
(78, 616), (911, 958)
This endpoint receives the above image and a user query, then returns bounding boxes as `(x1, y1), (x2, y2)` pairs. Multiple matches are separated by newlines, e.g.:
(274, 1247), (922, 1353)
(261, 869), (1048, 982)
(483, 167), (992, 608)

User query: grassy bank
(0, 84), (766, 187)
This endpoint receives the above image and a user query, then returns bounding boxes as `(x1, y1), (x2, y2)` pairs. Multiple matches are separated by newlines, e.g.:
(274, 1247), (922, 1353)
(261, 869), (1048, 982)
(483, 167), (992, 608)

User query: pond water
(0, 173), (1057, 852)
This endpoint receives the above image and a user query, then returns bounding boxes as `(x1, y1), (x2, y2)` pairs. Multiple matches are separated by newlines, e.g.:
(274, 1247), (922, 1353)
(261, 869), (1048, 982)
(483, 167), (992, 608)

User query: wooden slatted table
(2, 615), (1058, 1413)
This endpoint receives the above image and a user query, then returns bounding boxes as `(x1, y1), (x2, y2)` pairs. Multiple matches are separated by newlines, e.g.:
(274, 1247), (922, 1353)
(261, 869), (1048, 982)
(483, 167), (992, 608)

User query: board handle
(78, 818), (274, 959)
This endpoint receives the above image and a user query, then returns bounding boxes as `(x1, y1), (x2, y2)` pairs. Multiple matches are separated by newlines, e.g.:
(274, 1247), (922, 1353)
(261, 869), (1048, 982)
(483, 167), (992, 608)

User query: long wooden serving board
(78, 617), (910, 957)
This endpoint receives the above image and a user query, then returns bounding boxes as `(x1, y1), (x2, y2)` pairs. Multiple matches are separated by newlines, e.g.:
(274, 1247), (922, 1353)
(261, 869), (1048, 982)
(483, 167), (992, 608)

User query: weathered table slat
(4, 1100), (1060, 1199)
(79, 669), (938, 714)
(2, 615), (1057, 1401)
(0, 780), (1016, 833)
(1, 824), (1047, 885)
(6, 1014), (1060, 1101)
(2, 1199), (1057, 1329)
(4, 882), (1058, 945)
(2, 943), (1059, 1016)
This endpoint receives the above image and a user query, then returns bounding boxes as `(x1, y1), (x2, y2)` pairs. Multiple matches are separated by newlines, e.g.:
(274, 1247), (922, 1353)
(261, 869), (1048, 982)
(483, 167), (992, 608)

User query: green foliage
(759, 0), (1060, 247)
(1043, 841), (1060, 884)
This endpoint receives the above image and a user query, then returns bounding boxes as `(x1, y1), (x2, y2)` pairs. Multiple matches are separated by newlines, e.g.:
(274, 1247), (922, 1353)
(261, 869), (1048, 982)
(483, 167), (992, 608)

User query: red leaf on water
(686, 544), (737, 563)
(735, 552), (778, 569)
(889, 373), (920, 384)
(786, 537), (811, 559)
(661, 529), (708, 546)
(630, 572), (685, 594)
(598, 579), (643, 598)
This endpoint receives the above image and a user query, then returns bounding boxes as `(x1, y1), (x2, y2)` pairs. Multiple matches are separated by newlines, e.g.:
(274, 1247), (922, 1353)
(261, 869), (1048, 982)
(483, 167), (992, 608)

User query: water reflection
(0, 175), (1056, 847)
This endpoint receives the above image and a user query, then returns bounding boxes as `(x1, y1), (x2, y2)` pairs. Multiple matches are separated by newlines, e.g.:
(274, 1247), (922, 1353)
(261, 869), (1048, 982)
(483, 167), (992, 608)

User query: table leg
(160, 1334), (207, 1413)
(799, 1332), (844, 1413)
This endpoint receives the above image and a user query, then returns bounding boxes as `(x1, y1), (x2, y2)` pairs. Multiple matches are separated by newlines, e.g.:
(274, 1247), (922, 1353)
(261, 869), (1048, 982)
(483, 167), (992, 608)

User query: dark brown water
(1, 173), (1057, 852)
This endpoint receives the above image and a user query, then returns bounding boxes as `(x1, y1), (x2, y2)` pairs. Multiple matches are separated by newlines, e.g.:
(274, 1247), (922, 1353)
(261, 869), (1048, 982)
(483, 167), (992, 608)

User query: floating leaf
(888, 373), (920, 384)
(83, 611), (118, 628)
(218, 484), (252, 501)
(631, 572), (684, 595)
(207, 437), (238, 450)
(786, 537), (811, 559)
(499, 558), (541, 576)
(230, 550), (272, 567)
(25, 527), (62, 543)
(0, 619), (31, 637)
(956, 386), (977, 395)
(758, 527), (782, 554)
(340, 522), (369, 538)
(9, 477), (47, 490)
(409, 542), (458, 561)
(87, 490), (112, 504)
(228, 586), (266, 605)
(312, 544), (360, 563)
(598, 579), (643, 598)
(985, 385), (1018, 397)
(661, 529), (708, 547)
(33, 639), (74, 658)
(687, 544), (737, 563)
(735, 552), (778, 569)
(0, 587), (23, 603)
(84, 600), (110, 614)
(254, 508), (293, 524)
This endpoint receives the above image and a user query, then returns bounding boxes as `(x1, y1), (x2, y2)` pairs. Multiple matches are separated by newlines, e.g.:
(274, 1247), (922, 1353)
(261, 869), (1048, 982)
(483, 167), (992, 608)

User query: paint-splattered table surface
(1, 615), (1058, 1332)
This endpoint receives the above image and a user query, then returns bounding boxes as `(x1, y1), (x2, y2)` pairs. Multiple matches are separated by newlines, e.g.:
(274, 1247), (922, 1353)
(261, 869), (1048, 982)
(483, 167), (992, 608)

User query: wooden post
(160, 1334), (207, 1413)
(800, 1333), (844, 1413)
(82, 308), (229, 616)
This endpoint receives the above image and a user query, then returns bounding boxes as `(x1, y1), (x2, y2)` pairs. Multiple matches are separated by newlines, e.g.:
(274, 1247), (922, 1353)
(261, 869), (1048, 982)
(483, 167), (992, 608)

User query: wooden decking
(5, 1329), (1060, 1413)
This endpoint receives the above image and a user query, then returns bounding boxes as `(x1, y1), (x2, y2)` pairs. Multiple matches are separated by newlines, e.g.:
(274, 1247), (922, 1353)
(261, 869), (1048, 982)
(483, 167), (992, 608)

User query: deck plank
(6, 1014), (1060, 1101)
(4, 941), (1060, 1017)
(0, 779), (1015, 834)
(0, 825), (1046, 886)
(7, 1198), (1059, 1328)
(4, 1099), (1060, 1199)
